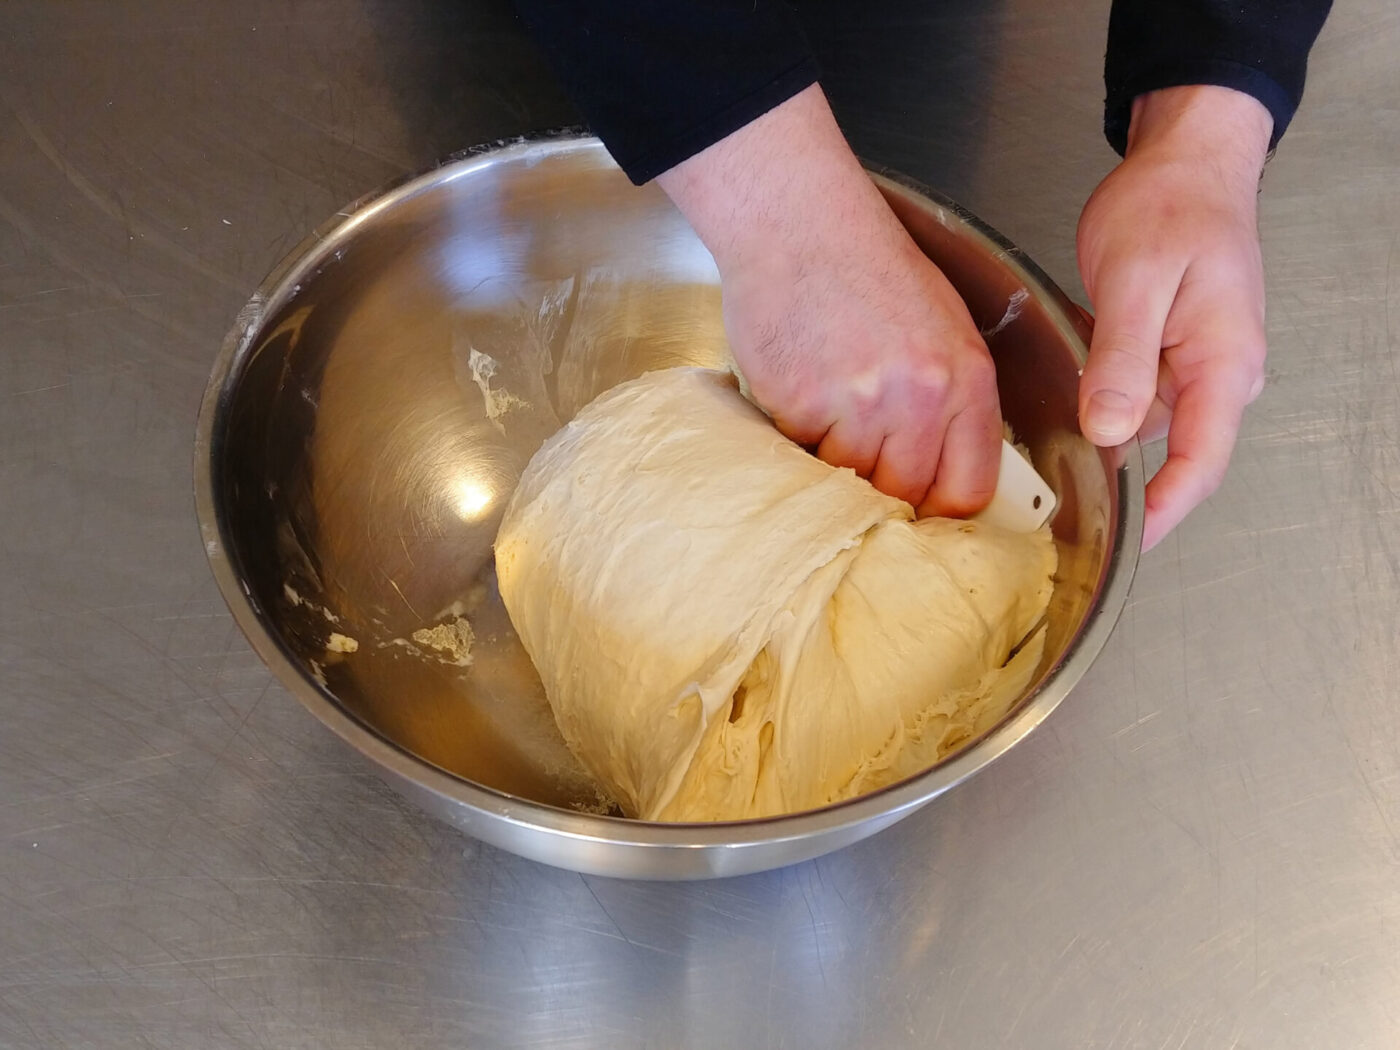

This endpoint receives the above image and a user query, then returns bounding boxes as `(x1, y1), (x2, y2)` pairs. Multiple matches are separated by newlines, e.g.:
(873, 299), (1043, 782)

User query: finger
(1079, 259), (1182, 446)
(768, 410), (830, 449)
(1141, 370), (1252, 551)
(867, 414), (946, 509)
(816, 417), (883, 478)
(1137, 354), (1186, 445)
(916, 396), (1002, 517)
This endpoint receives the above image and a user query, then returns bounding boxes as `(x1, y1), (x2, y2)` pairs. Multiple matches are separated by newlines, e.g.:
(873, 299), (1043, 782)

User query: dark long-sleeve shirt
(513, 0), (1332, 184)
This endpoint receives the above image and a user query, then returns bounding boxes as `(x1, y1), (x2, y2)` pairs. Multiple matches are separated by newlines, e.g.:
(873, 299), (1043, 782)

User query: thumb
(1078, 262), (1179, 446)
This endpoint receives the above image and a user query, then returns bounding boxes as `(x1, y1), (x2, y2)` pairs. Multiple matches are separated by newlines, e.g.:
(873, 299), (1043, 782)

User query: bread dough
(495, 367), (1057, 821)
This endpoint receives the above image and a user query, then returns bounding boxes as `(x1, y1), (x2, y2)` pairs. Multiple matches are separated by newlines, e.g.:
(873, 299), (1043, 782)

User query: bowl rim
(193, 131), (1144, 850)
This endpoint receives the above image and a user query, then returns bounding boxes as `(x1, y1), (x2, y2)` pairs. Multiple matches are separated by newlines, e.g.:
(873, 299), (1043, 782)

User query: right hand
(657, 85), (1002, 517)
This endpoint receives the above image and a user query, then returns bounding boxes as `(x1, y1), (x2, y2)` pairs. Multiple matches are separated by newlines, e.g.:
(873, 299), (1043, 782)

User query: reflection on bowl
(195, 135), (1142, 879)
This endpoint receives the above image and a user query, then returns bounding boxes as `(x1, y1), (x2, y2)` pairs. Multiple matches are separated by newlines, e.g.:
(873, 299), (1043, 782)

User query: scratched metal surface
(1, 1), (1396, 1047)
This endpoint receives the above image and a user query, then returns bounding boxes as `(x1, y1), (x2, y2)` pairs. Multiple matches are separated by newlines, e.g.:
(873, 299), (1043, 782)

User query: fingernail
(1084, 390), (1135, 442)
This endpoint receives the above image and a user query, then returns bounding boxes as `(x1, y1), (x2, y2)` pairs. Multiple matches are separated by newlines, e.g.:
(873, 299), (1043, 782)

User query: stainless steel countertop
(2, 1), (1396, 1047)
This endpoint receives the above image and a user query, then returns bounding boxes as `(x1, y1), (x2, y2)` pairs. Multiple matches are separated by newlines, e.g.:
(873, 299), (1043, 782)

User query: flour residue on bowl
(465, 346), (528, 432)
(410, 616), (475, 667)
(375, 597), (479, 669)
(283, 582), (342, 625)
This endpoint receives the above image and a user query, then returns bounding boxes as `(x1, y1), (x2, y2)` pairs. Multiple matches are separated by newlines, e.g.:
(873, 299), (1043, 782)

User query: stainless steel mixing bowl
(195, 134), (1143, 879)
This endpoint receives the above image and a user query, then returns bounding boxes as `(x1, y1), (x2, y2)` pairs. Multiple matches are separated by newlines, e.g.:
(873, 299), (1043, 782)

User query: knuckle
(1110, 249), (1175, 287)
(960, 350), (999, 395)
(841, 366), (885, 413)
(910, 356), (954, 397)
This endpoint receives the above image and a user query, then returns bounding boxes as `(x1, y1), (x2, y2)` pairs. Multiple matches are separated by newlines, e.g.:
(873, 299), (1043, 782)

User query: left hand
(1076, 85), (1274, 550)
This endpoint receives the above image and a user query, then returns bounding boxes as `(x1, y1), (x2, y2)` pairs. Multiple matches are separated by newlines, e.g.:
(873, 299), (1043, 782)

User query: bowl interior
(209, 139), (1127, 818)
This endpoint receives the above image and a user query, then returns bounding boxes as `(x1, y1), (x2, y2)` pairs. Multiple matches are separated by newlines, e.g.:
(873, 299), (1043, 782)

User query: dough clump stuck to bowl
(495, 367), (1056, 821)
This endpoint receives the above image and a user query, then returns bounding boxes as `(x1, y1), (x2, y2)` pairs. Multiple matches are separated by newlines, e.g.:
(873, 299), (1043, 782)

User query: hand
(1077, 85), (1274, 550)
(657, 85), (1001, 517)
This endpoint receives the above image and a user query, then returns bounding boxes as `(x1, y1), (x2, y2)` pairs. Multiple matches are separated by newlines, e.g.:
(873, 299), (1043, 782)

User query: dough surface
(495, 367), (1057, 821)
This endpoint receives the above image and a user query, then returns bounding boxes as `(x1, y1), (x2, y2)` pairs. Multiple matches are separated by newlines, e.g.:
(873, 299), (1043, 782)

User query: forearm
(656, 85), (905, 276)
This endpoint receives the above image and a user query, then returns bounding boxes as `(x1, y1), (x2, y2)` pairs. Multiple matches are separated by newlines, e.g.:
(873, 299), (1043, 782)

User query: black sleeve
(511, 1), (819, 185)
(1104, 0), (1333, 156)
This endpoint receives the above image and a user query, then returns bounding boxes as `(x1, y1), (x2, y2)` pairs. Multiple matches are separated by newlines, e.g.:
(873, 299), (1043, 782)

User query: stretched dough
(495, 367), (1057, 821)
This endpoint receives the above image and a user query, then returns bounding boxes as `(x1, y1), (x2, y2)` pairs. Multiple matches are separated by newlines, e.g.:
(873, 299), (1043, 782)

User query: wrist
(1126, 85), (1273, 187)
(656, 84), (901, 278)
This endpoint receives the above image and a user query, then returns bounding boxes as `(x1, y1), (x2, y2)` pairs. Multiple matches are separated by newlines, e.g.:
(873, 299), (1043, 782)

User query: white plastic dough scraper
(970, 439), (1057, 533)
